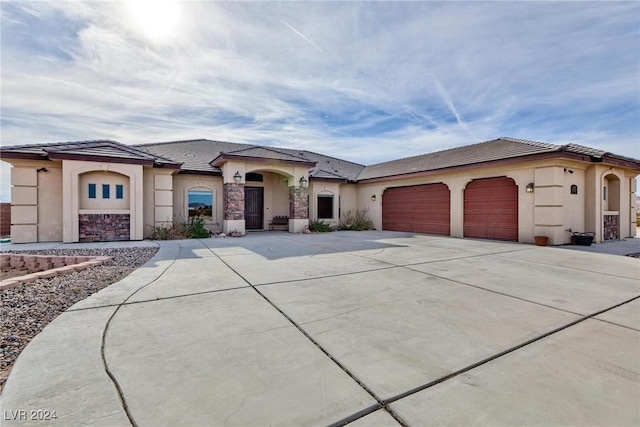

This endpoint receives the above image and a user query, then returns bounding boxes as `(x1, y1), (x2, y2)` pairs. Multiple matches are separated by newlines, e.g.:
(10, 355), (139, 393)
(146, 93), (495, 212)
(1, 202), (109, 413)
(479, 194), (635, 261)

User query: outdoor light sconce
(371, 195), (376, 201)
(36, 167), (48, 173)
(233, 171), (242, 184)
(299, 176), (308, 188)
(526, 183), (535, 193)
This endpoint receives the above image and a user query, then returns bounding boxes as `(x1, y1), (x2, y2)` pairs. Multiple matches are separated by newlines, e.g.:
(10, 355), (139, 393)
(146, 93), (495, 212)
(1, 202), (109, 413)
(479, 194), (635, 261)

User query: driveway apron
(1, 232), (638, 426)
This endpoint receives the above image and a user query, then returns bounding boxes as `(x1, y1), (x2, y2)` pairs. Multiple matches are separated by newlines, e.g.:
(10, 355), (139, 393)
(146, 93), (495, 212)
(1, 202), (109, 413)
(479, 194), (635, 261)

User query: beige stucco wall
(628, 176), (637, 237)
(583, 164), (634, 242)
(172, 174), (223, 232)
(356, 158), (631, 245)
(310, 181), (341, 227)
(339, 184), (359, 223)
(143, 168), (176, 238)
(62, 160), (144, 242)
(79, 171), (130, 210)
(8, 159), (63, 243)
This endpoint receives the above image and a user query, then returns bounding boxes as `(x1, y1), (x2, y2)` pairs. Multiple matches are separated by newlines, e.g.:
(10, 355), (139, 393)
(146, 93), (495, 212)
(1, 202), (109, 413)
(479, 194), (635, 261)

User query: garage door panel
(382, 183), (450, 236)
(464, 177), (518, 241)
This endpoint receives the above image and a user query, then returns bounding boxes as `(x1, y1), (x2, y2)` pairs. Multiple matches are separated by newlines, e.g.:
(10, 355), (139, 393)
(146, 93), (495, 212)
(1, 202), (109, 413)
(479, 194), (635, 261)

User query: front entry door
(245, 187), (264, 230)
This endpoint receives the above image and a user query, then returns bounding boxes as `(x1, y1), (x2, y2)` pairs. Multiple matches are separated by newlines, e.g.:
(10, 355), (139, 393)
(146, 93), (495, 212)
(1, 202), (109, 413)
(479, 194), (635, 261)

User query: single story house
(1, 137), (638, 245)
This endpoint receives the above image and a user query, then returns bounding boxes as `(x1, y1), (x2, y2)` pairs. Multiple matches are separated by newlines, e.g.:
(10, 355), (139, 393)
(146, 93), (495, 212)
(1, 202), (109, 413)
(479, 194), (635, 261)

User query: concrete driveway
(2, 232), (639, 426)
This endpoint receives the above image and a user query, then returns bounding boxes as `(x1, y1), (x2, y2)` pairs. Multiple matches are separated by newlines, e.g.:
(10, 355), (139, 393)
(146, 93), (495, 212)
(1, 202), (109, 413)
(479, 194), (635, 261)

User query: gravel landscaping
(0, 246), (158, 392)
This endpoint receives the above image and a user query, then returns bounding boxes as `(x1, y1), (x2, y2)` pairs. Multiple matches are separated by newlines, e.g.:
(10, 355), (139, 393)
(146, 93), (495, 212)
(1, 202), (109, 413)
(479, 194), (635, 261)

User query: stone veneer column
(288, 186), (309, 233)
(223, 183), (245, 235)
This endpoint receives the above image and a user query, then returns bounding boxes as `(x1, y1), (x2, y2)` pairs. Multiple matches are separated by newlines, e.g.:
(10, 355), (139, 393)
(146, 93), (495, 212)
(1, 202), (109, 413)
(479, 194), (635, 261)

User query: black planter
(572, 233), (594, 246)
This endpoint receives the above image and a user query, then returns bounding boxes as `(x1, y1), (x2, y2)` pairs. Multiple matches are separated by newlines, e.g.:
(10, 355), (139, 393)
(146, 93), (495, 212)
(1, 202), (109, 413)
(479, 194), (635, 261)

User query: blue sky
(1, 1), (639, 201)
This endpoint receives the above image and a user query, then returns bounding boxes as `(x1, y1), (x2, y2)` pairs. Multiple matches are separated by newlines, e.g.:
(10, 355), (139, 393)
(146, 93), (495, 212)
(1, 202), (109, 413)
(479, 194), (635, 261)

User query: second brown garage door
(382, 183), (450, 235)
(464, 177), (518, 241)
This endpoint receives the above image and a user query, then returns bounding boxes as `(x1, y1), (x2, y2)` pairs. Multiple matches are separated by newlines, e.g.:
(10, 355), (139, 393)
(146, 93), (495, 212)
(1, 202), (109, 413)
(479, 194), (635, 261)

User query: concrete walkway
(1, 232), (639, 426)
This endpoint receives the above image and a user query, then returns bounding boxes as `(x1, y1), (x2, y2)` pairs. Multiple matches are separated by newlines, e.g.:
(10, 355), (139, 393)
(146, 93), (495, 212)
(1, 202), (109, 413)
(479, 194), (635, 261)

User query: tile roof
(3, 137), (636, 182)
(0, 140), (181, 167)
(137, 139), (365, 180)
(217, 146), (314, 163)
(309, 167), (348, 180)
(354, 137), (637, 180)
(135, 139), (252, 174)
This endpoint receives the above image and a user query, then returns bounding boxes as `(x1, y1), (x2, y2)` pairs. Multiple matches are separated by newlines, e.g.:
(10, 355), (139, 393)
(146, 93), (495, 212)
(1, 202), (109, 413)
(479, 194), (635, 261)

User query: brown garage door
(382, 183), (450, 235)
(464, 177), (518, 241)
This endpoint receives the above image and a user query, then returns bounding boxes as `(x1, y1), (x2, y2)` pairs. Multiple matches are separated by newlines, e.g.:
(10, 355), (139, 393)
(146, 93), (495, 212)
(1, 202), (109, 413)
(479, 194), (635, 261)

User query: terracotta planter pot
(534, 236), (549, 246)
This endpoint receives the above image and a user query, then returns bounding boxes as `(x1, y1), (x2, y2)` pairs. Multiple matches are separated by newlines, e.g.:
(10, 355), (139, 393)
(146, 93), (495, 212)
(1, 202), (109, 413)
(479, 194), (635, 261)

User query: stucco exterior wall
(62, 160), (143, 242)
(172, 174), (223, 232)
(143, 168), (176, 238)
(79, 171), (130, 210)
(357, 159), (609, 244)
(8, 159), (63, 243)
(628, 176), (637, 237)
(310, 181), (341, 227)
(339, 184), (359, 223)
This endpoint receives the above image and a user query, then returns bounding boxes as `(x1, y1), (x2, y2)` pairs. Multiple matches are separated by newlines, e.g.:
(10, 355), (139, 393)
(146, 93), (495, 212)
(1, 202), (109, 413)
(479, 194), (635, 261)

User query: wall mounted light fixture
(299, 176), (307, 188)
(371, 195), (376, 201)
(233, 171), (242, 184)
(526, 183), (535, 193)
(37, 167), (48, 173)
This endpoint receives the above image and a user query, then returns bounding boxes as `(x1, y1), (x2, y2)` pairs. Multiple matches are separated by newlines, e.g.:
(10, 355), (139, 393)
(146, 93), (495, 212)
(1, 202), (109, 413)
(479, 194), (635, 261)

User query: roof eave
(0, 152), (49, 161)
(310, 177), (348, 183)
(357, 151), (594, 183)
(601, 155), (640, 172)
(211, 153), (317, 168)
(47, 152), (155, 166)
(177, 169), (222, 176)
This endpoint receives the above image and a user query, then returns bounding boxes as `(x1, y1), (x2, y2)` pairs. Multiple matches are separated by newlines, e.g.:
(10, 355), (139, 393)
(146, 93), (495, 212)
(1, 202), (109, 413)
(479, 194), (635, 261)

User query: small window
(317, 194), (333, 219)
(246, 172), (263, 182)
(188, 190), (213, 219)
(603, 186), (607, 201)
(88, 183), (96, 199)
(116, 184), (124, 199)
(570, 184), (578, 195)
(102, 184), (110, 199)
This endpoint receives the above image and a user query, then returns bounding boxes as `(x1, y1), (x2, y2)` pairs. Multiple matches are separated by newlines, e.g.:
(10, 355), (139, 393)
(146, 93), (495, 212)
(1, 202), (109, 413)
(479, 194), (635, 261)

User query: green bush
(340, 207), (374, 231)
(147, 216), (211, 240)
(309, 219), (334, 233)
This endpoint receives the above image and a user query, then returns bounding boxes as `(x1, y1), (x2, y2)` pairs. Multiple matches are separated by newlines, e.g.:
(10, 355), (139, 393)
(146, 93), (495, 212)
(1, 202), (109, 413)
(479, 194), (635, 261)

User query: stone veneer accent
(603, 214), (618, 241)
(79, 214), (130, 242)
(224, 183), (245, 220)
(289, 187), (309, 220)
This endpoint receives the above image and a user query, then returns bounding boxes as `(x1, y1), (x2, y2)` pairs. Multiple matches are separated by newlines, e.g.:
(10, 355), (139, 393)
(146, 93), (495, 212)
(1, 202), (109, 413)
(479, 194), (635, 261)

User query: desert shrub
(186, 216), (211, 238)
(309, 219), (334, 233)
(340, 207), (374, 231)
(147, 216), (211, 240)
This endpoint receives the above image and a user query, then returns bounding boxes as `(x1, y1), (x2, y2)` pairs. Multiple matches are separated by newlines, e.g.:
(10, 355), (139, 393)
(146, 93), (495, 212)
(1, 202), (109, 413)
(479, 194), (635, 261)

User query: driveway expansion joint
(382, 294), (640, 406)
(99, 243), (184, 427)
(204, 244), (408, 426)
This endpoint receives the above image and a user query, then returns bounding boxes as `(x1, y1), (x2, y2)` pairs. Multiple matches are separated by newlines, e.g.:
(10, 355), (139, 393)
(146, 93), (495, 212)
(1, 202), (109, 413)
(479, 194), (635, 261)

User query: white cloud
(1, 0), (639, 201)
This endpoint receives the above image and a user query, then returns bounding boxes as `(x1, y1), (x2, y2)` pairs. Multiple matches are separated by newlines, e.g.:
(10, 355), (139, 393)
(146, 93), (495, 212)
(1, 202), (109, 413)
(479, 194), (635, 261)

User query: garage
(382, 183), (450, 235)
(464, 177), (518, 241)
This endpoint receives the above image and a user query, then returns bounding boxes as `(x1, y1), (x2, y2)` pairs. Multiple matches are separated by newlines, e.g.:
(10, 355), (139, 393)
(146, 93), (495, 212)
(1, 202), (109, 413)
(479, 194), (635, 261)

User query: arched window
(188, 190), (213, 219)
